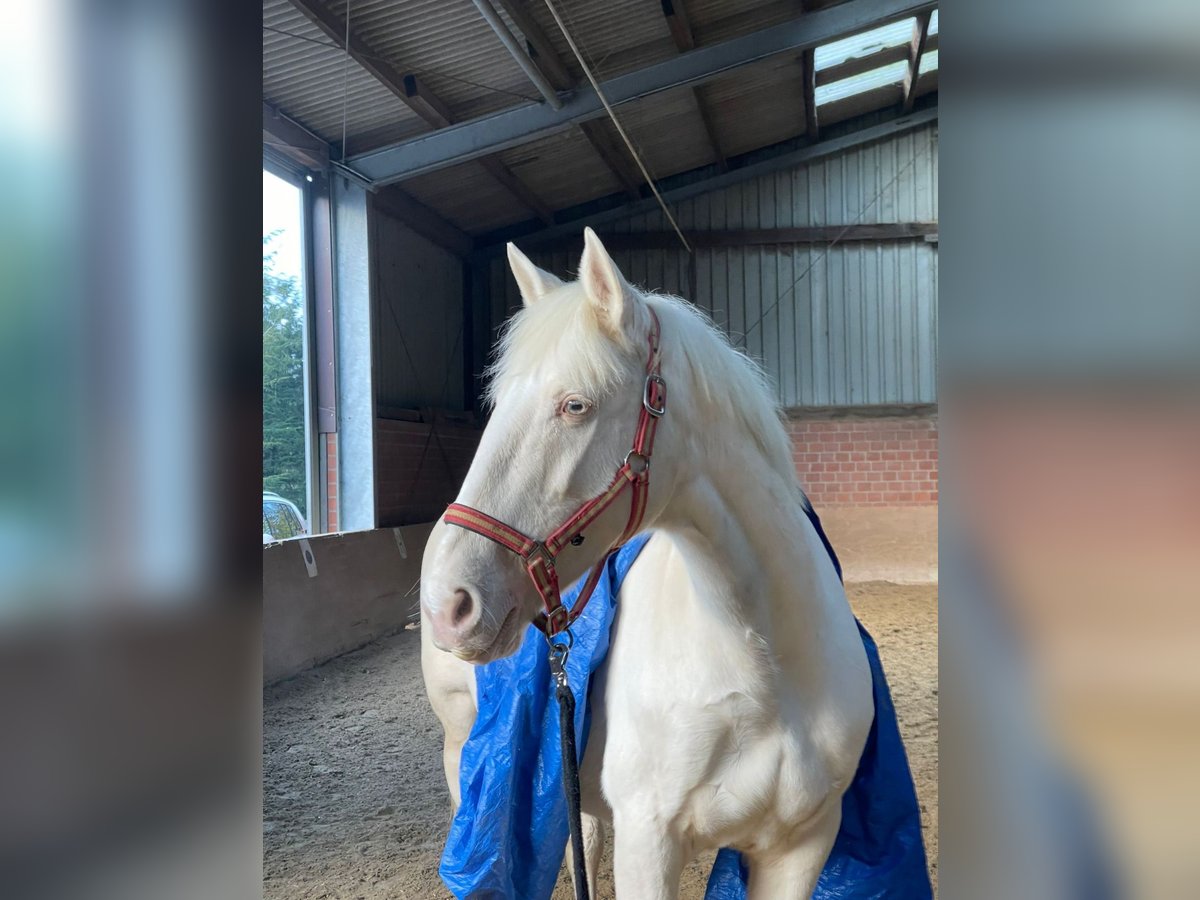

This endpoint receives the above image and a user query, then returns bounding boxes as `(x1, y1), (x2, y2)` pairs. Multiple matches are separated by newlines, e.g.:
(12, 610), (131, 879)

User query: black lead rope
(548, 640), (590, 900)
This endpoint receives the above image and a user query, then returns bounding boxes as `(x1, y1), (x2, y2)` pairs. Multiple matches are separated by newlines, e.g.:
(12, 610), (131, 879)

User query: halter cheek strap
(444, 309), (665, 637)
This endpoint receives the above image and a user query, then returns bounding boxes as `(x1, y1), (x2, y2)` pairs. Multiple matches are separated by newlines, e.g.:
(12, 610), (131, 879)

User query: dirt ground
(263, 583), (937, 898)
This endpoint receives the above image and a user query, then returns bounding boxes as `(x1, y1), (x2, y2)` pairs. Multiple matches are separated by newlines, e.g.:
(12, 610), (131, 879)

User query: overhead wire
(338, 3), (352, 160)
(541, 0), (692, 252)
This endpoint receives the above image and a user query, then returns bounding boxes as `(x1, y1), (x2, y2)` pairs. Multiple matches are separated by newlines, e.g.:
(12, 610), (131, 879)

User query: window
(263, 168), (313, 535)
(263, 497), (306, 542)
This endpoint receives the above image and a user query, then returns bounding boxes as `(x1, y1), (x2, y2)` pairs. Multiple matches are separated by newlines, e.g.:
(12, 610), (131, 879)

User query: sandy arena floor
(264, 583), (937, 898)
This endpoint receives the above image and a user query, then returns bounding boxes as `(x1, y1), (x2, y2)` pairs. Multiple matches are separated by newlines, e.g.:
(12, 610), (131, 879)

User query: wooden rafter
(660, 0), (727, 169)
(263, 102), (328, 171)
(902, 11), (932, 112)
(287, 0), (551, 223)
(801, 49), (819, 139)
(372, 189), (475, 258)
(579, 121), (643, 199)
(491, 0), (651, 199)
(661, 0), (695, 51)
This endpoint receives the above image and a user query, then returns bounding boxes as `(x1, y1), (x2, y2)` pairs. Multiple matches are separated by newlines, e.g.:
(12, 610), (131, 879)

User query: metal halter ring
(546, 624), (574, 653)
(623, 449), (649, 475)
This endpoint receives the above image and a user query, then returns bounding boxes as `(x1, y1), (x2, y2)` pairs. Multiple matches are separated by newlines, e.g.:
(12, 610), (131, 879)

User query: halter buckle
(643, 374), (666, 418)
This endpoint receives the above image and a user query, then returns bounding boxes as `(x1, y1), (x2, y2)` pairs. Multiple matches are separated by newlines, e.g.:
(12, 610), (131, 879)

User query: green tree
(263, 232), (307, 518)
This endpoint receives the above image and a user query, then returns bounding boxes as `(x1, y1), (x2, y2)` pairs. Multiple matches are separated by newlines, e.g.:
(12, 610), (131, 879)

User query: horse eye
(562, 397), (591, 417)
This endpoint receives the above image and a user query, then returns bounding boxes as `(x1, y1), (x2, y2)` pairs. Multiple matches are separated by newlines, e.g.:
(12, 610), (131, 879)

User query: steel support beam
(348, 0), (937, 185)
(473, 104), (938, 254)
(522, 223), (938, 251)
(494, 0), (573, 88)
(472, 0), (562, 108)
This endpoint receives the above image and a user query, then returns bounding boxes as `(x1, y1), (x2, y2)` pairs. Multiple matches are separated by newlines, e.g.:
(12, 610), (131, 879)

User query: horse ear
(507, 243), (562, 307)
(579, 227), (633, 340)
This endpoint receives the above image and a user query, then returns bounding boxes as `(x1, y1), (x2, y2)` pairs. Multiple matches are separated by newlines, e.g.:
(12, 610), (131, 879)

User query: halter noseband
(443, 309), (666, 638)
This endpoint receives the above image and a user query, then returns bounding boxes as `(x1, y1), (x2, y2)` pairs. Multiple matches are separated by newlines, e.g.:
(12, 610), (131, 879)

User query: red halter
(444, 309), (666, 638)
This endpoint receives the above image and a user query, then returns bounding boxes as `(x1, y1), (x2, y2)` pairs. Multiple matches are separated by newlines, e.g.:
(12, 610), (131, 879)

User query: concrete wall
(263, 524), (432, 684)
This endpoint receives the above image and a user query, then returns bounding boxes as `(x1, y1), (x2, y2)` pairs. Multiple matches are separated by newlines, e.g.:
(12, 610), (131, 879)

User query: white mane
(486, 280), (802, 497)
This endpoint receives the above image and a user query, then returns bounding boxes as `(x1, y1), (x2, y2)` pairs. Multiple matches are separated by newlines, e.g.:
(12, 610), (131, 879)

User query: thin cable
(740, 138), (928, 345)
(542, 0), (691, 253)
(339, 2), (353, 161)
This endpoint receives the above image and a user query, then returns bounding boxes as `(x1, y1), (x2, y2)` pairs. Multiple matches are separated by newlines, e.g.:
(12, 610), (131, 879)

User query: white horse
(420, 228), (873, 899)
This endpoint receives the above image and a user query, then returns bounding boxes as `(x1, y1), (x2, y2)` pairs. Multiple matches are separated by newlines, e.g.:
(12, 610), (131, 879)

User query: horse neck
(653, 381), (847, 660)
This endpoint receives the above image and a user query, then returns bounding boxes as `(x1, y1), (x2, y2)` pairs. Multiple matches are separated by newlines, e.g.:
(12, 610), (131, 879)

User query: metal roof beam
(494, 0), (574, 89)
(489, 1), (644, 198)
(472, 103), (937, 254)
(348, 0), (938, 185)
(903, 11), (932, 112)
(471, 0), (562, 109)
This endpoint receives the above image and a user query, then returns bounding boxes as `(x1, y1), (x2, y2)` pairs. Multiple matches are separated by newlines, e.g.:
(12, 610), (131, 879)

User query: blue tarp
(441, 515), (931, 899)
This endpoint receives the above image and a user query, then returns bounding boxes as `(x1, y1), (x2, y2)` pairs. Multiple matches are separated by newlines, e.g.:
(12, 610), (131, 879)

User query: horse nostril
(450, 588), (475, 627)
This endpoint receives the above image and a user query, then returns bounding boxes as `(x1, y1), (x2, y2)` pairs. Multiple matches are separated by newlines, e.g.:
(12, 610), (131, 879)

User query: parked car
(263, 492), (307, 543)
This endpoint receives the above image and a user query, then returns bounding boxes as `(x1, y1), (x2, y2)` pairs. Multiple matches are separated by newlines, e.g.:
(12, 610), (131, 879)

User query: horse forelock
(485, 279), (800, 492)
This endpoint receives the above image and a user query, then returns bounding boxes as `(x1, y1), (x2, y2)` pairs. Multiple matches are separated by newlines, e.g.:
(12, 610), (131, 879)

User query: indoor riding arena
(263, 1), (939, 897)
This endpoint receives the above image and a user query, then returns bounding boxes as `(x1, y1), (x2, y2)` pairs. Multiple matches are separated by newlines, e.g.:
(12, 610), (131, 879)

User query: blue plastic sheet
(441, 514), (931, 899)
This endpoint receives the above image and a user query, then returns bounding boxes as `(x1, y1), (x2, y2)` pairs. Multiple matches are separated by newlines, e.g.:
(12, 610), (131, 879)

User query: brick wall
(323, 433), (339, 532)
(787, 410), (938, 506)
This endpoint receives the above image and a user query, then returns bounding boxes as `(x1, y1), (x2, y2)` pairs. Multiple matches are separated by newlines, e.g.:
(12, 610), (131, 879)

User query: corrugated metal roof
(701, 55), (810, 158)
(500, 127), (626, 212)
(263, 0), (938, 229)
(264, 0), (428, 152)
(400, 161), (531, 234)
(614, 90), (720, 179)
(323, 0), (543, 122)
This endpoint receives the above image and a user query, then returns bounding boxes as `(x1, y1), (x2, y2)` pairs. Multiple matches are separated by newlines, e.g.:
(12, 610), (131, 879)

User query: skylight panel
(919, 48), (939, 75)
(815, 59), (909, 105)
(929, 10), (938, 37)
(814, 19), (914, 71)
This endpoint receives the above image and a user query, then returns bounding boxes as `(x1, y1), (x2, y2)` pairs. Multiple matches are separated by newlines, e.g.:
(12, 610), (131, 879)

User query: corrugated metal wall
(373, 212), (466, 412)
(485, 124), (938, 408)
